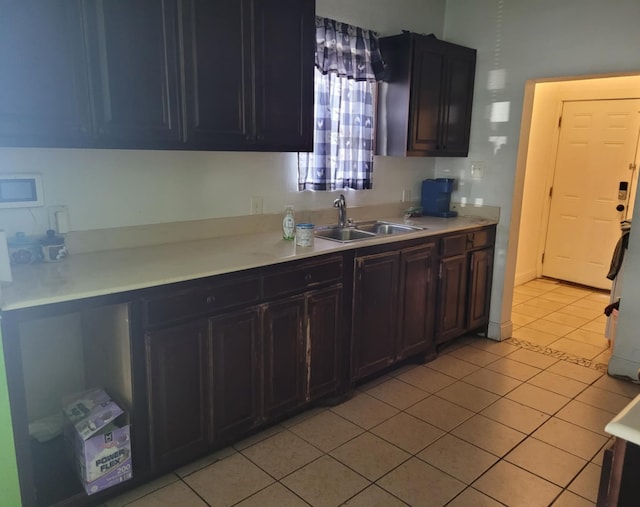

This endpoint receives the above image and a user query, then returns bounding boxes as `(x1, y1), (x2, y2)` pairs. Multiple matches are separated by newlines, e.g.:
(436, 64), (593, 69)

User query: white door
(543, 99), (640, 290)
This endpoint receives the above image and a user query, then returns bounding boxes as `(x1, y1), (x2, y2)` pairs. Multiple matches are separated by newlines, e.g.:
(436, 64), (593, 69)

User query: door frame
(500, 71), (640, 339)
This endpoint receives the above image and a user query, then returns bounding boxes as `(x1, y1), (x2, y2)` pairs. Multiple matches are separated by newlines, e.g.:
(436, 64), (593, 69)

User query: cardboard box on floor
(63, 388), (132, 495)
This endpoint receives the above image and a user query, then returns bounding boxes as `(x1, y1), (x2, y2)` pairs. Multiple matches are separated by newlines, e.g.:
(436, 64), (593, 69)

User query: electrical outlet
(470, 161), (486, 180)
(250, 196), (263, 215)
(402, 189), (412, 202)
(48, 205), (69, 233)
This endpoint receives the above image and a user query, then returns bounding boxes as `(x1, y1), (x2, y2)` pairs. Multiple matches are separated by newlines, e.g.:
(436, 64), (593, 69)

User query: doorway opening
(508, 73), (640, 365)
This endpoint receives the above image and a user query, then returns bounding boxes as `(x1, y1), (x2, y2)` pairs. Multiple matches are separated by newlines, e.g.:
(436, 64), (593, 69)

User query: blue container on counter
(421, 178), (458, 218)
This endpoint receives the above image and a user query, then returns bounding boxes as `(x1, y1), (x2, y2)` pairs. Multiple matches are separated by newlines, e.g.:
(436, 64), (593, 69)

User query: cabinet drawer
(441, 227), (495, 256)
(441, 233), (467, 256)
(144, 276), (261, 328)
(263, 256), (343, 298)
(468, 228), (495, 249)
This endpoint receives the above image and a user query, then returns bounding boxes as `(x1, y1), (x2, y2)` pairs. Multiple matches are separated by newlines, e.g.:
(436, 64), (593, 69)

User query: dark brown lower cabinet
(352, 251), (399, 379)
(598, 438), (640, 506)
(436, 227), (496, 346)
(352, 241), (437, 380)
(6, 233), (498, 507)
(263, 296), (305, 418)
(435, 254), (467, 344)
(306, 286), (342, 401)
(211, 307), (261, 444)
(397, 243), (437, 359)
(144, 266), (344, 471)
(145, 320), (211, 472)
(468, 247), (494, 330)
(263, 285), (343, 414)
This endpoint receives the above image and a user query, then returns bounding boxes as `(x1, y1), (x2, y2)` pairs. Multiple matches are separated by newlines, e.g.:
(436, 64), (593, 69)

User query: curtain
(298, 17), (384, 191)
(315, 17), (385, 82)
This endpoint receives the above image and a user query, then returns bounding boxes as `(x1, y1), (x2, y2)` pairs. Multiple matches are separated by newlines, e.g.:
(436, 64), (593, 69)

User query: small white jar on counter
(295, 223), (314, 247)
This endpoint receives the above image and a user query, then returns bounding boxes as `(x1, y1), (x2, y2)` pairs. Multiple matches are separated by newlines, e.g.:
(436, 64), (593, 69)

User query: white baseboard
(514, 269), (537, 287)
(487, 320), (513, 341)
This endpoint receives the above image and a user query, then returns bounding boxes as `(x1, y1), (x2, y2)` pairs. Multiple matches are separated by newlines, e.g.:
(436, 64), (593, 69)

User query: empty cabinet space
(3, 303), (133, 507)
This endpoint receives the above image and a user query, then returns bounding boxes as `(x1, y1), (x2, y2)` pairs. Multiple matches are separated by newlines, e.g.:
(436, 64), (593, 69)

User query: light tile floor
(511, 278), (612, 367)
(104, 279), (640, 507)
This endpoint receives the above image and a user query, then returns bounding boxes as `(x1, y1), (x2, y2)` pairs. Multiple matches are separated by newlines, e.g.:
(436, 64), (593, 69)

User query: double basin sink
(314, 220), (424, 243)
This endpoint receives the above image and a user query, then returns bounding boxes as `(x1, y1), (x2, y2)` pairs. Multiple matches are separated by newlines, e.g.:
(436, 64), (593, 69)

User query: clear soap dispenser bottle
(283, 205), (295, 240)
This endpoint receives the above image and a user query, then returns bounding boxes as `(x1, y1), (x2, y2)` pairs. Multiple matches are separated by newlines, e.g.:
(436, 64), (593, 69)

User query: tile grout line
(468, 328), (615, 504)
(437, 338), (613, 503)
(503, 337), (609, 373)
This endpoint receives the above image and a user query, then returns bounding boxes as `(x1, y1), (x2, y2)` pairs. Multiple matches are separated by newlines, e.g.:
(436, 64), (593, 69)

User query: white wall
(515, 76), (640, 287)
(441, 0), (640, 338)
(316, 0), (445, 37)
(0, 150), (433, 235)
(513, 82), (557, 286)
(0, 0), (446, 236)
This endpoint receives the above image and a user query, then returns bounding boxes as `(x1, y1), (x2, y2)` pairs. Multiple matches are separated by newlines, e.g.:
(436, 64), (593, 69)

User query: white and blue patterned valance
(298, 18), (384, 191)
(315, 17), (385, 82)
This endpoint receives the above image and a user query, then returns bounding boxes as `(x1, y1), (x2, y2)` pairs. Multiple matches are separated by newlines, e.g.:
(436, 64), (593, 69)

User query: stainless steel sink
(355, 220), (423, 235)
(314, 221), (424, 243)
(314, 227), (377, 242)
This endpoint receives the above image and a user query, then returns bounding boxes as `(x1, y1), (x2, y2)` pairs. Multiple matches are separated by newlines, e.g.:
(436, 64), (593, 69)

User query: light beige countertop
(605, 394), (640, 445)
(1, 215), (496, 311)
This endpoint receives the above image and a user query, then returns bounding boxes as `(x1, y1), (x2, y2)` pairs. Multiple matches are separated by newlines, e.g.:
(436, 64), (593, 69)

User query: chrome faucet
(333, 194), (347, 227)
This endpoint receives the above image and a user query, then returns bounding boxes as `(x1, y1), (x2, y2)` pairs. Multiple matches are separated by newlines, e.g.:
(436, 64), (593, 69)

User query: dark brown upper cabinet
(0, 1), (92, 147)
(0, 0), (314, 151)
(179, 0), (314, 151)
(252, 0), (314, 151)
(376, 32), (476, 157)
(179, 0), (253, 148)
(84, 0), (182, 148)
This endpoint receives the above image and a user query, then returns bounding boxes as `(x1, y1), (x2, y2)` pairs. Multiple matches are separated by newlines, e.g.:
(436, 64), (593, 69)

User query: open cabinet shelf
(3, 300), (140, 507)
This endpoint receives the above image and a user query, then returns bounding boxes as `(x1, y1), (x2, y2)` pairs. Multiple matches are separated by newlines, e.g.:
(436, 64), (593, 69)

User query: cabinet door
(306, 285), (342, 402)
(467, 248), (494, 330)
(84, 0), (181, 147)
(441, 46), (476, 156)
(263, 296), (305, 418)
(211, 307), (261, 443)
(352, 252), (399, 380)
(396, 243), (437, 360)
(180, 0), (253, 148)
(252, 0), (314, 151)
(436, 254), (467, 344)
(408, 38), (444, 154)
(0, 0), (91, 147)
(146, 320), (211, 472)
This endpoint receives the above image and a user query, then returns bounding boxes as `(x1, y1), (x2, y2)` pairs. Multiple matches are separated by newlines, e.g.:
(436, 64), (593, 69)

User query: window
(298, 17), (384, 191)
